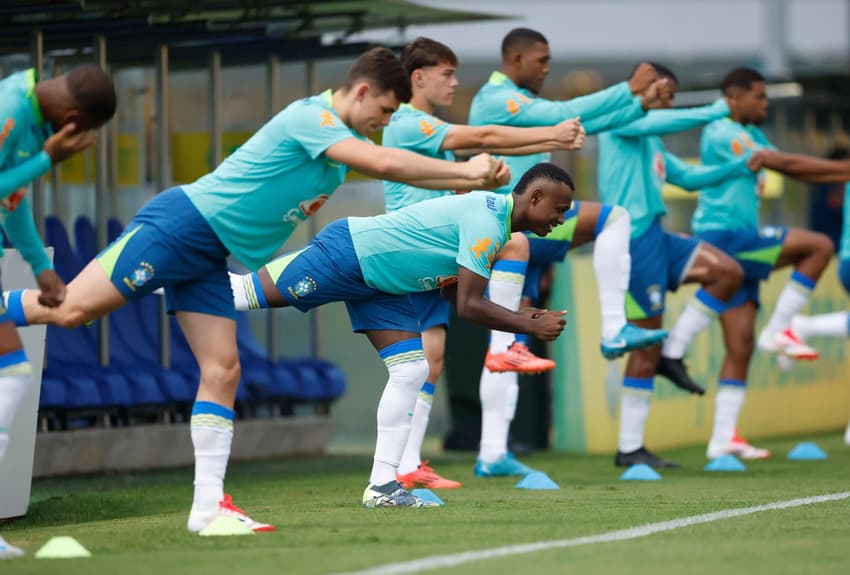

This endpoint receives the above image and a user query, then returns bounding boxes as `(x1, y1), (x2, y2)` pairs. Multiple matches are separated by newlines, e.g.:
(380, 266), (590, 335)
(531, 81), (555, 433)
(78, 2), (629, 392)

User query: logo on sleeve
(419, 120), (435, 138)
(485, 196), (497, 212)
(0, 188), (26, 212)
(0, 118), (15, 149)
(471, 237), (502, 266)
(320, 111), (336, 128)
(122, 261), (155, 292)
(506, 99), (520, 115)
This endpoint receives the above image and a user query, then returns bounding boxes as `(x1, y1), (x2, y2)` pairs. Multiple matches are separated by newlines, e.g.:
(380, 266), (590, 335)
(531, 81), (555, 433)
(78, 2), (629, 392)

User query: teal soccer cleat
(474, 453), (537, 478)
(600, 323), (668, 359)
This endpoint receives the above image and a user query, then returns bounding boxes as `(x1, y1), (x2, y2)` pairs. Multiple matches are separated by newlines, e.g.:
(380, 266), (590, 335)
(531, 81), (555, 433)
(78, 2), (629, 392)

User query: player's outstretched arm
(664, 151), (756, 191)
(454, 266), (566, 341)
(325, 138), (507, 190)
(602, 99), (730, 138)
(755, 149), (850, 183)
(442, 118), (584, 155)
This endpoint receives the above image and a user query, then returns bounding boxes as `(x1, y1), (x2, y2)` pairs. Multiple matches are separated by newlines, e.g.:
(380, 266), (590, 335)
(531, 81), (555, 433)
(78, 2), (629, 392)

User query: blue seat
(39, 376), (66, 410)
(73, 216), (98, 262)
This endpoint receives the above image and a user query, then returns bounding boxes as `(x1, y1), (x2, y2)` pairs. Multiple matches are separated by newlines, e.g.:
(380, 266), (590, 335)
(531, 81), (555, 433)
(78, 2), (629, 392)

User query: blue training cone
(705, 454), (746, 472)
(515, 471), (560, 490)
(620, 464), (661, 481)
(787, 442), (827, 460)
(411, 489), (445, 505)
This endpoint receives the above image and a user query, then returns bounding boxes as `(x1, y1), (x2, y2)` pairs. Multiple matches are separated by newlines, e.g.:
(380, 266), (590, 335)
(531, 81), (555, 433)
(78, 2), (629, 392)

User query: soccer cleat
(707, 437), (770, 460)
(844, 420), (850, 446)
(187, 494), (276, 533)
(0, 536), (24, 559)
(615, 446), (680, 469)
(397, 461), (462, 489)
(362, 480), (440, 508)
(656, 356), (706, 395)
(757, 327), (819, 360)
(474, 452), (537, 477)
(484, 341), (555, 374)
(600, 323), (668, 359)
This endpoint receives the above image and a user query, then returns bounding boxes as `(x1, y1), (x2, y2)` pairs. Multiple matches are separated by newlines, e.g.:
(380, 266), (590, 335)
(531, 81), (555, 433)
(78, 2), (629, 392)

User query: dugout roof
(0, 1), (504, 67)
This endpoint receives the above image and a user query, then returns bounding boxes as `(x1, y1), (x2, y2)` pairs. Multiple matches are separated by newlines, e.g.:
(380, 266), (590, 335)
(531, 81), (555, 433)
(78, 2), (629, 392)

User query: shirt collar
(26, 69), (45, 126)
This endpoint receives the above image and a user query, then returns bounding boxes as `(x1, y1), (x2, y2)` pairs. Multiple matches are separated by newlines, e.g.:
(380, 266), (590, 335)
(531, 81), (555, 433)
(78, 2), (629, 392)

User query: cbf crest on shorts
(647, 284), (663, 312)
(288, 276), (317, 300)
(123, 261), (155, 292)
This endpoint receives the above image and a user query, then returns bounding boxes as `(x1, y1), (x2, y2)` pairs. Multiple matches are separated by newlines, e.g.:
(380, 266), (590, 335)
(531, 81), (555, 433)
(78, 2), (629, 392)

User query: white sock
(229, 271), (268, 311)
(0, 352), (33, 462)
(593, 206), (631, 339)
(710, 383), (746, 446)
(762, 272), (814, 335)
(487, 260), (527, 353)
(478, 367), (518, 463)
(370, 341), (428, 486)
(398, 382), (435, 475)
(663, 289), (725, 359)
(794, 311), (850, 339)
(190, 402), (234, 513)
(618, 377), (652, 453)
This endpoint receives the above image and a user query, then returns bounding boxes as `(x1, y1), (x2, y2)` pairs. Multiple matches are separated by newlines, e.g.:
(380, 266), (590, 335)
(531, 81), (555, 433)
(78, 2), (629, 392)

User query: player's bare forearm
(759, 150), (850, 183)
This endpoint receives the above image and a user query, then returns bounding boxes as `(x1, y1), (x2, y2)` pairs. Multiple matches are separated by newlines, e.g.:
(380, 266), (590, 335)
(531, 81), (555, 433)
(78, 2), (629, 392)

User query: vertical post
(30, 30), (44, 238)
(266, 55), (280, 361)
(306, 60), (321, 359)
(49, 61), (61, 216)
(156, 43), (171, 368)
(209, 50), (222, 167)
(762, 0), (790, 79)
(94, 35), (110, 366)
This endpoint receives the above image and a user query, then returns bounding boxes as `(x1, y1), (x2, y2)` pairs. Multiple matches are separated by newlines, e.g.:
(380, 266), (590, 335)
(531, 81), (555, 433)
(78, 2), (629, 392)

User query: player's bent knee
(200, 360), (242, 390)
(497, 232), (529, 261)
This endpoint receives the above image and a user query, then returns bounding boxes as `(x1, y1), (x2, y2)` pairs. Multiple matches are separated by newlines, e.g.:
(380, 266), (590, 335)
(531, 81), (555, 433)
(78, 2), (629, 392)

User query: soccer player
(469, 28), (671, 478)
(0, 65), (115, 558)
(598, 63), (759, 468)
(231, 162), (573, 506)
(692, 67), (850, 460)
(382, 37), (584, 490)
(3, 48), (506, 532)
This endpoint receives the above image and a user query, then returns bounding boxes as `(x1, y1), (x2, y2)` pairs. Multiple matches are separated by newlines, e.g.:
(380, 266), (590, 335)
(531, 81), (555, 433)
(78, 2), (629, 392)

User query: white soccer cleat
(187, 494), (275, 533)
(0, 535), (24, 559)
(707, 437), (771, 460)
(757, 327), (819, 360)
(844, 420), (850, 446)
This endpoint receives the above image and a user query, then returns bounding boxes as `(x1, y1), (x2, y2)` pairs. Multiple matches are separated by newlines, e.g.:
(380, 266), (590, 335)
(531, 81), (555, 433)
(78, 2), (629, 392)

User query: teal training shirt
(183, 89), (363, 270)
(382, 103), (455, 212)
(349, 192), (512, 294)
(0, 69), (54, 275)
(469, 70), (644, 194)
(597, 100), (750, 238)
(693, 118), (776, 233)
(841, 183), (850, 260)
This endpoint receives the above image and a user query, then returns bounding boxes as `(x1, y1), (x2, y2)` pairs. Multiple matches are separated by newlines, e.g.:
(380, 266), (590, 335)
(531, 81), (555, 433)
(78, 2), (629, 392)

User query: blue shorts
(409, 290), (450, 331)
(272, 219), (420, 334)
(627, 219), (701, 320)
(524, 235), (571, 300)
(96, 187), (235, 318)
(840, 259), (850, 294)
(697, 226), (788, 307)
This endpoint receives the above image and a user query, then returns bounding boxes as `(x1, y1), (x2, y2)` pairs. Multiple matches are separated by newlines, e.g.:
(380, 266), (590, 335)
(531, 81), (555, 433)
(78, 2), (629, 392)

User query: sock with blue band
(663, 288), (726, 359)
(762, 270), (816, 336)
(190, 400), (234, 513)
(618, 376), (653, 453)
(710, 379), (746, 446)
(398, 381), (436, 475)
(487, 259), (527, 353)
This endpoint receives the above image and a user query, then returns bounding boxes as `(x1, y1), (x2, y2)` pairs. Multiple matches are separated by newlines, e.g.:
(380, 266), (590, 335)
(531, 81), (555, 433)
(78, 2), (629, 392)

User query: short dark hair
(343, 47), (411, 103)
(401, 37), (458, 76)
(66, 65), (116, 128)
(722, 67), (765, 94)
(641, 61), (678, 84)
(514, 162), (574, 195)
(501, 28), (548, 59)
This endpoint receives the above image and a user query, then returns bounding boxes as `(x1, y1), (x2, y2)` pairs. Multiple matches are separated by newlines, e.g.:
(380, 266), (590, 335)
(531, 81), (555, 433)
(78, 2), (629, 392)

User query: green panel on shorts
(96, 224), (143, 279)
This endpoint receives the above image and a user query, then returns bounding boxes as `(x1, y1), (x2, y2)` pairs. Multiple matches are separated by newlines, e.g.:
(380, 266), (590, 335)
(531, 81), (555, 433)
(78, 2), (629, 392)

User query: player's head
(44, 65), (116, 133)
(402, 37), (459, 107)
(501, 28), (550, 94)
(513, 162), (574, 236)
(722, 67), (767, 124)
(341, 47), (412, 135)
(636, 62), (678, 108)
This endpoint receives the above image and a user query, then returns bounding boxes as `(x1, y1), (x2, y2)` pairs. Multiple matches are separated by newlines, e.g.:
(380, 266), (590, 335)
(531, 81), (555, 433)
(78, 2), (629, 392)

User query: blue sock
(3, 290), (28, 326)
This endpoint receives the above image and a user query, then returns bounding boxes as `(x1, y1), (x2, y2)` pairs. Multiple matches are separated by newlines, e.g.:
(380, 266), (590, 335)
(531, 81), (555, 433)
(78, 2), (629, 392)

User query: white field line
(332, 491), (850, 575)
